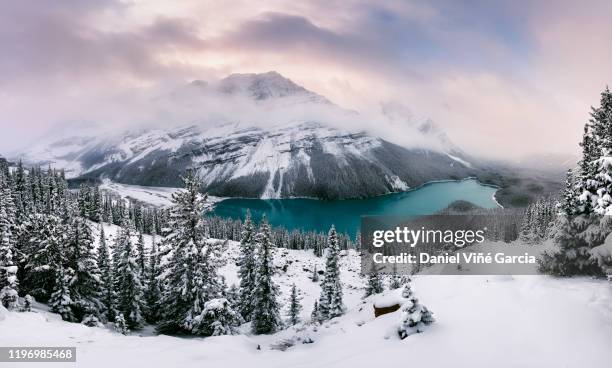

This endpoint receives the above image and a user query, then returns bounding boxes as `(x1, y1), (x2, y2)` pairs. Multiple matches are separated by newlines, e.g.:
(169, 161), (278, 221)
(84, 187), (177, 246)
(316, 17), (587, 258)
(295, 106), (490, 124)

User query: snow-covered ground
(99, 180), (224, 208)
(2, 223), (612, 368)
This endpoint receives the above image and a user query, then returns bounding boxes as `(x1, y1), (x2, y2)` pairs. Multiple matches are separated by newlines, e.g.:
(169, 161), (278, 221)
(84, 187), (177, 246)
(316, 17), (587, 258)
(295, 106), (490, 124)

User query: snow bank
(372, 289), (404, 309)
(2, 242), (612, 368)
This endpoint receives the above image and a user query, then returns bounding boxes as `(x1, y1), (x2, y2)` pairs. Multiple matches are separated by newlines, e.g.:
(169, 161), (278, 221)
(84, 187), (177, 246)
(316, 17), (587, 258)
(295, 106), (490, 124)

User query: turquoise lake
(210, 179), (499, 237)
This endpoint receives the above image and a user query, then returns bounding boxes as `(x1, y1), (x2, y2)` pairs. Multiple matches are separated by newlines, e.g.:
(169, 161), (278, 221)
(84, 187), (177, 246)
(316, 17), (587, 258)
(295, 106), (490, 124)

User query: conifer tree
(251, 218), (282, 334)
(237, 211), (257, 320)
(364, 262), (384, 298)
(158, 170), (222, 334)
(561, 169), (578, 216)
(579, 87), (612, 213)
(67, 218), (103, 323)
(0, 223), (19, 310)
(98, 226), (115, 322)
(23, 214), (65, 302)
(397, 282), (434, 339)
(113, 212), (145, 329)
(287, 283), (302, 325)
(311, 300), (320, 323)
(144, 233), (161, 323)
(49, 263), (75, 322)
(538, 214), (603, 276)
(311, 265), (319, 282)
(317, 226), (345, 320)
(136, 232), (147, 279)
(0, 171), (19, 309)
(195, 298), (243, 336)
(389, 271), (402, 290)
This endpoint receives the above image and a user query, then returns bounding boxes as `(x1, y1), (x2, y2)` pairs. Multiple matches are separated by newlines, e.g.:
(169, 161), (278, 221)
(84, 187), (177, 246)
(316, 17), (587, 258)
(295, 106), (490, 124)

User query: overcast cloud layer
(1, 0), (611, 159)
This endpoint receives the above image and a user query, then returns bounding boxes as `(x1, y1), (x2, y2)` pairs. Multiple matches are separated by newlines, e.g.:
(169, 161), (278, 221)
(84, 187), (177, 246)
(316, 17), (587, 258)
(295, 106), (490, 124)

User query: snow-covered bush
(82, 314), (103, 327)
(114, 313), (129, 335)
(22, 294), (33, 312)
(397, 284), (434, 339)
(194, 298), (242, 336)
(0, 278), (19, 310)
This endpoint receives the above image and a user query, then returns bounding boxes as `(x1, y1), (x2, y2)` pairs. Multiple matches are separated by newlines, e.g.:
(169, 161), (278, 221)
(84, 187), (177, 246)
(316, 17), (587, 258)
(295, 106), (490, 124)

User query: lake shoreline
(214, 176), (501, 205)
(211, 178), (501, 238)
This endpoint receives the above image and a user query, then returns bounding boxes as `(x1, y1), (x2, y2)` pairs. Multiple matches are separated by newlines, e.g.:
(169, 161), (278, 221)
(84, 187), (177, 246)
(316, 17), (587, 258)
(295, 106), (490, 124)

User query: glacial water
(210, 179), (499, 238)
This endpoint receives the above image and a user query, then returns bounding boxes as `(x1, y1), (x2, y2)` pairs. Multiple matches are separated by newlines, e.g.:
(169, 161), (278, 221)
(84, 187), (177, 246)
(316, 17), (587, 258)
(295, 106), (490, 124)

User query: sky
(1, 0), (612, 159)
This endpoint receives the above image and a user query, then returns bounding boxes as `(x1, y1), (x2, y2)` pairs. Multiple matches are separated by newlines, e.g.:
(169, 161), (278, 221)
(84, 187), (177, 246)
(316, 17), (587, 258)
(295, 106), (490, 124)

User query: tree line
(542, 86), (612, 277)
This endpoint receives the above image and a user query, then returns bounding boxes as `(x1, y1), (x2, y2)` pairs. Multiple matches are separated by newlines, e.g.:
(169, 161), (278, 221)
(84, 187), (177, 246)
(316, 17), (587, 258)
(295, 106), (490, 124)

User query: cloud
(0, 1), (207, 88)
(1, 0), (612, 160)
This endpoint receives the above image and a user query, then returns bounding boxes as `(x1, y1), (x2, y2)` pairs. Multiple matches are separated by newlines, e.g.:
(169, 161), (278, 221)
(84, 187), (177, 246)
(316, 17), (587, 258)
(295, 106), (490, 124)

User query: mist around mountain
(12, 72), (485, 200)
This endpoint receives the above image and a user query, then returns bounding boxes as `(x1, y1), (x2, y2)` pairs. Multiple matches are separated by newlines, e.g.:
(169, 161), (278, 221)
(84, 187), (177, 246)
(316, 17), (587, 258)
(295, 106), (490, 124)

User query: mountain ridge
(12, 71), (482, 200)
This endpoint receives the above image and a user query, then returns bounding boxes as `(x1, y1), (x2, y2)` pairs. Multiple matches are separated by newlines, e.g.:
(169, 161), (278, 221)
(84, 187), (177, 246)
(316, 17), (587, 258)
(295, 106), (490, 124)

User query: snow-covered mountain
(13, 72), (480, 199)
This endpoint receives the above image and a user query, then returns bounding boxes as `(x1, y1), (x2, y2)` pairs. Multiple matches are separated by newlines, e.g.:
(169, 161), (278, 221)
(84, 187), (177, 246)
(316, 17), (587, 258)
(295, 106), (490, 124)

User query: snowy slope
(13, 72), (479, 200)
(2, 225), (612, 368)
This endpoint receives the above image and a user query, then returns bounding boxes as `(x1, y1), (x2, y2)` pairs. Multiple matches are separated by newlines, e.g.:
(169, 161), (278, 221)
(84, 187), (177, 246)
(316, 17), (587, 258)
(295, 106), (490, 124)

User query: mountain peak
(217, 71), (330, 103)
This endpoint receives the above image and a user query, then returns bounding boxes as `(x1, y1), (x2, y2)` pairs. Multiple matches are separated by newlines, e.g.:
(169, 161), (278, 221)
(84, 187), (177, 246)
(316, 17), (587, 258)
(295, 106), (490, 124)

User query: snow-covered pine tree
(519, 205), (534, 243)
(311, 265), (319, 282)
(183, 235), (226, 334)
(98, 226), (115, 322)
(389, 263), (402, 290)
(12, 160), (28, 219)
(194, 298), (243, 336)
(78, 184), (91, 219)
(158, 170), (222, 334)
(66, 218), (103, 324)
(251, 218), (282, 334)
(364, 262), (384, 298)
(237, 211), (257, 321)
(310, 300), (320, 323)
(113, 212), (145, 329)
(91, 186), (102, 222)
(591, 155), (612, 215)
(0, 170), (17, 231)
(135, 232), (147, 279)
(287, 283), (302, 325)
(0, 222), (18, 310)
(576, 125), (599, 213)
(561, 169), (578, 216)
(397, 282), (434, 339)
(144, 233), (161, 323)
(533, 87), (612, 275)
(538, 214), (603, 276)
(317, 225), (345, 321)
(49, 263), (75, 322)
(23, 214), (66, 302)
(0, 174), (19, 310)
(580, 87), (612, 214)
